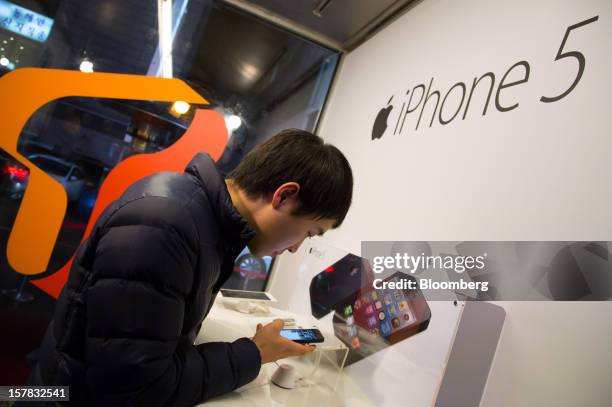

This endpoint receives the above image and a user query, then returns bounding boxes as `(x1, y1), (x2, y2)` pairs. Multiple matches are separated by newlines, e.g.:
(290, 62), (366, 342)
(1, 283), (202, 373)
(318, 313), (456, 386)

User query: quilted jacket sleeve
(84, 196), (261, 406)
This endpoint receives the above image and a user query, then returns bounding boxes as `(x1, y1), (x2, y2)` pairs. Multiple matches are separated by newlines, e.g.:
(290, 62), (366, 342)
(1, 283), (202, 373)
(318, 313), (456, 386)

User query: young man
(25, 129), (353, 406)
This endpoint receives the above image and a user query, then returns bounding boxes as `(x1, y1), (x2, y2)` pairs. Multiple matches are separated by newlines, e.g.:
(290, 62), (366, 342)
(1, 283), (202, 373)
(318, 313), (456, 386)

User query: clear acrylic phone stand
(290, 329), (349, 392)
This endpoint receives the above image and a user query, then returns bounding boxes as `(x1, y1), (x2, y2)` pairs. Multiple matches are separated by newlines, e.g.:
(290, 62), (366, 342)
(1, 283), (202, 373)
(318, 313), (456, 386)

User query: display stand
(288, 330), (349, 392)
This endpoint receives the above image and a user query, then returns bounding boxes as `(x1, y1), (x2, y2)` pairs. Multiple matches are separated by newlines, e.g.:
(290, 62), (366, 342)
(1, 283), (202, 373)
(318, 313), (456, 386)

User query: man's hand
(251, 319), (316, 364)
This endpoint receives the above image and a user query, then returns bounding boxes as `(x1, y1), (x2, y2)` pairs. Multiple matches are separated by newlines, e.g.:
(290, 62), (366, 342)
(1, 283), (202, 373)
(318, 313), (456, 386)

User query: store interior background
(1, 0), (611, 406)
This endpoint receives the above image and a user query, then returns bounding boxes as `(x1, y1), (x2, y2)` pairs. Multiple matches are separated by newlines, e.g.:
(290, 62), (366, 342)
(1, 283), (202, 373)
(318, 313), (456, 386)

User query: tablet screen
(220, 289), (271, 300)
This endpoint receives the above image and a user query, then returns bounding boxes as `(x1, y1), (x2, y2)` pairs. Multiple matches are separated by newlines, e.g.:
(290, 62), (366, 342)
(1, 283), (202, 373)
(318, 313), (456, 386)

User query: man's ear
(271, 182), (300, 210)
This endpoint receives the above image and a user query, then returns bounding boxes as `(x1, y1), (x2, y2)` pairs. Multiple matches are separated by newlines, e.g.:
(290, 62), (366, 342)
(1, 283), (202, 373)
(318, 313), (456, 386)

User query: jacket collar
(184, 153), (256, 259)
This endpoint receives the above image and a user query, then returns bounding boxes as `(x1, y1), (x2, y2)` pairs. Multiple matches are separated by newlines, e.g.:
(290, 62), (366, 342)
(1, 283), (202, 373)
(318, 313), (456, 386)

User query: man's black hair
(228, 129), (353, 228)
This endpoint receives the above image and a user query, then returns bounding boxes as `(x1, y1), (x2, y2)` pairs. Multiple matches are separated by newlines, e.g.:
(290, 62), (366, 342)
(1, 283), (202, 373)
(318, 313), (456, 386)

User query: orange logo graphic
(0, 68), (229, 298)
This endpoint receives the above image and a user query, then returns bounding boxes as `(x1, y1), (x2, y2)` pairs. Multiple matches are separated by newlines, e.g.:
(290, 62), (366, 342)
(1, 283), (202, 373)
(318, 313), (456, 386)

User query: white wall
(270, 0), (612, 405)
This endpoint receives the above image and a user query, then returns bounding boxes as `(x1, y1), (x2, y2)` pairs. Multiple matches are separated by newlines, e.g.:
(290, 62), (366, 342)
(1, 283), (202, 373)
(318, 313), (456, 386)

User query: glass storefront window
(1, 0), (339, 384)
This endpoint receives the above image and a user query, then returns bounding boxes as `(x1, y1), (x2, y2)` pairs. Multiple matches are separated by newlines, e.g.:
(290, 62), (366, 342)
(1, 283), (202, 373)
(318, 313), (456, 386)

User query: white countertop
(194, 300), (373, 406)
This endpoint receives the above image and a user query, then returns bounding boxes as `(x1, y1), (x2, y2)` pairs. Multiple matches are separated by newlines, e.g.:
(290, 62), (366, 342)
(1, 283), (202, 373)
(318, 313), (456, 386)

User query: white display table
(194, 300), (372, 406)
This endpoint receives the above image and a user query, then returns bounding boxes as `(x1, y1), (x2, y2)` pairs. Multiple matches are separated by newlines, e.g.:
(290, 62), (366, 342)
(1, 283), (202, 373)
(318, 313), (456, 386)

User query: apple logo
(371, 96), (394, 140)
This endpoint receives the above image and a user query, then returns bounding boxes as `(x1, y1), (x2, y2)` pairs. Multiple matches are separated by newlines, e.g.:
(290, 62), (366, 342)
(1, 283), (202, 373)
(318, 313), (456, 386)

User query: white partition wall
(269, 0), (612, 405)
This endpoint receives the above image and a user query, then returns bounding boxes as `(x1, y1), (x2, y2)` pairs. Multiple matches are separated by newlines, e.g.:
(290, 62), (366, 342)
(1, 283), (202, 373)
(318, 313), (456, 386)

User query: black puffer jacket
(27, 153), (261, 406)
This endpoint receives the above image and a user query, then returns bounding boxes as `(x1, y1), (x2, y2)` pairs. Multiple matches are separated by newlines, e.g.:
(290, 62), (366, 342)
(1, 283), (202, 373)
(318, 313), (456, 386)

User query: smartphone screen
(349, 275), (417, 340)
(280, 329), (324, 343)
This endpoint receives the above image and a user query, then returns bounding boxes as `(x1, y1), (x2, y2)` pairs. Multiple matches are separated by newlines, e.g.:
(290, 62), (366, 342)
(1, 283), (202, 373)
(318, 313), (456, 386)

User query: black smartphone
(280, 328), (324, 344)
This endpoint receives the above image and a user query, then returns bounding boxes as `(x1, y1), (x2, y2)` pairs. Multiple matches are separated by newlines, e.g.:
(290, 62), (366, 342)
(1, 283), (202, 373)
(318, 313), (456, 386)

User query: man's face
(246, 183), (336, 257)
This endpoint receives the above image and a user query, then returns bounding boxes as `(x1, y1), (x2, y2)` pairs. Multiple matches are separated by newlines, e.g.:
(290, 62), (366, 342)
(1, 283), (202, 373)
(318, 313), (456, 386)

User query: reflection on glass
(10, 97), (192, 273)
(223, 247), (272, 292)
(1, 0), (339, 384)
(171, 1), (339, 176)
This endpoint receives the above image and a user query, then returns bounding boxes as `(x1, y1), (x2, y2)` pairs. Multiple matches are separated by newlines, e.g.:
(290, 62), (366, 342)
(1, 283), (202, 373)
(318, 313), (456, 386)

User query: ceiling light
(158, 0), (173, 78)
(225, 115), (242, 132)
(239, 63), (259, 82)
(79, 59), (94, 73)
(0, 57), (9, 66)
(172, 101), (190, 115)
